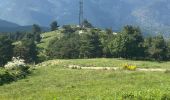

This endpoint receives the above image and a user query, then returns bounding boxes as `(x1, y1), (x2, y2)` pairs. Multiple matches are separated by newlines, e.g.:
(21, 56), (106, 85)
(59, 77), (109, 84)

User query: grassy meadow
(0, 58), (170, 100)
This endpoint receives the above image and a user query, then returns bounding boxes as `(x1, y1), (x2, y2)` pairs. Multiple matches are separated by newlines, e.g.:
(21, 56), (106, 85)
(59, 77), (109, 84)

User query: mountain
(0, 19), (19, 27)
(0, 0), (170, 36)
(0, 25), (49, 33)
(0, 19), (49, 33)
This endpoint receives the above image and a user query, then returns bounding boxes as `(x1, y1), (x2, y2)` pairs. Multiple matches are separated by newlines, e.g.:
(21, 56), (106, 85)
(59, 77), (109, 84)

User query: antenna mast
(79, 0), (83, 28)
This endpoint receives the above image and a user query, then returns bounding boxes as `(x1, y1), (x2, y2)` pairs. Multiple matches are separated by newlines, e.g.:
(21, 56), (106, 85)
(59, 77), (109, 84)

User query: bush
(4, 57), (30, 80)
(123, 64), (137, 71)
(0, 57), (30, 85)
(5, 57), (29, 71)
(0, 68), (14, 85)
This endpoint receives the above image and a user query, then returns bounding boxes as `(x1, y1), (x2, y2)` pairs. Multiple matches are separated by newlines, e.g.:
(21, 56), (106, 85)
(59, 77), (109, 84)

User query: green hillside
(1, 25), (170, 99)
(37, 26), (106, 59)
(38, 30), (62, 49)
(37, 26), (104, 50)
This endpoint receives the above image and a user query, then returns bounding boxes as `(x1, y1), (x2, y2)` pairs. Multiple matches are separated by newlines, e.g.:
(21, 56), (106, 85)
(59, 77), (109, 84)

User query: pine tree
(80, 31), (102, 58)
(32, 24), (41, 43)
(50, 21), (59, 31)
(0, 36), (13, 66)
(13, 39), (38, 63)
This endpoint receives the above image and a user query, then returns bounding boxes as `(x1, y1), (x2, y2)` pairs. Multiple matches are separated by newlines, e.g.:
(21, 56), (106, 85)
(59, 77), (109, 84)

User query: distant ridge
(0, 19), (49, 33)
(0, 26), (49, 33)
(0, 19), (20, 28)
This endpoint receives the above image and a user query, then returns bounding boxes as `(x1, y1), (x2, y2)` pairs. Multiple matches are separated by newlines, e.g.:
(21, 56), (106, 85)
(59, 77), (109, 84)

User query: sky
(0, 0), (170, 35)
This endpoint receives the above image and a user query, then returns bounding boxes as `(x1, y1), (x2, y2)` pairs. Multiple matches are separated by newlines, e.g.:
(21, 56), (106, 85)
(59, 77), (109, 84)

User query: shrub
(0, 68), (14, 85)
(5, 57), (28, 70)
(4, 57), (29, 78)
(123, 64), (137, 71)
(0, 57), (30, 85)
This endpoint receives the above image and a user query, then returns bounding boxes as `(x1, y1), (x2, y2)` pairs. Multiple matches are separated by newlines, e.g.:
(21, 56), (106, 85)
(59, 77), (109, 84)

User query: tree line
(47, 24), (170, 61)
(0, 24), (42, 66)
(0, 21), (60, 66)
(1, 20), (170, 67)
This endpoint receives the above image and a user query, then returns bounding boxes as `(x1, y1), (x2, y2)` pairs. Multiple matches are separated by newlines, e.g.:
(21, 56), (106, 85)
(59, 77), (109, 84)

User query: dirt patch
(137, 68), (166, 72)
(68, 65), (168, 72)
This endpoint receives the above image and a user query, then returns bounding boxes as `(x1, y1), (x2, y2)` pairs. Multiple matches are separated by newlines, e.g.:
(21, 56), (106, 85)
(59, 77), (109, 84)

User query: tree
(10, 31), (25, 41)
(167, 40), (170, 60)
(0, 36), (13, 66)
(47, 34), (80, 59)
(105, 28), (113, 35)
(50, 21), (59, 31)
(79, 31), (102, 58)
(109, 25), (144, 59)
(34, 33), (41, 43)
(13, 40), (38, 63)
(14, 31), (22, 40)
(62, 25), (76, 33)
(24, 33), (34, 40)
(82, 19), (94, 28)
(122, 25), (144, 58)
(109, 34), (125, 58)
(32, 24), (41, 43)
(32, 24), (41, 34)
(99, 28), (114, 57)
(144, 35), (168, 61)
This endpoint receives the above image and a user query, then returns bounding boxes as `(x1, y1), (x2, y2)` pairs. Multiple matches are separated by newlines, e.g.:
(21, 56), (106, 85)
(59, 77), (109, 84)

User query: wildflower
(123, 64), (137, 71)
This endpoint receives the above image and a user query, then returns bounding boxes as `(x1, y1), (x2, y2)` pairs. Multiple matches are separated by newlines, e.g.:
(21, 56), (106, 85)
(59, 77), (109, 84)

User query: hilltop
(38, 25), (108, 50)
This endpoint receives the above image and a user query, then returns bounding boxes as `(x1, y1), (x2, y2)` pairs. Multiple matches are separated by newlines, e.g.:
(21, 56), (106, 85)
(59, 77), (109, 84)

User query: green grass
(37, 30), (64, 59)
(0, 59), (170, 99)
(38, 30), (63, 49)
